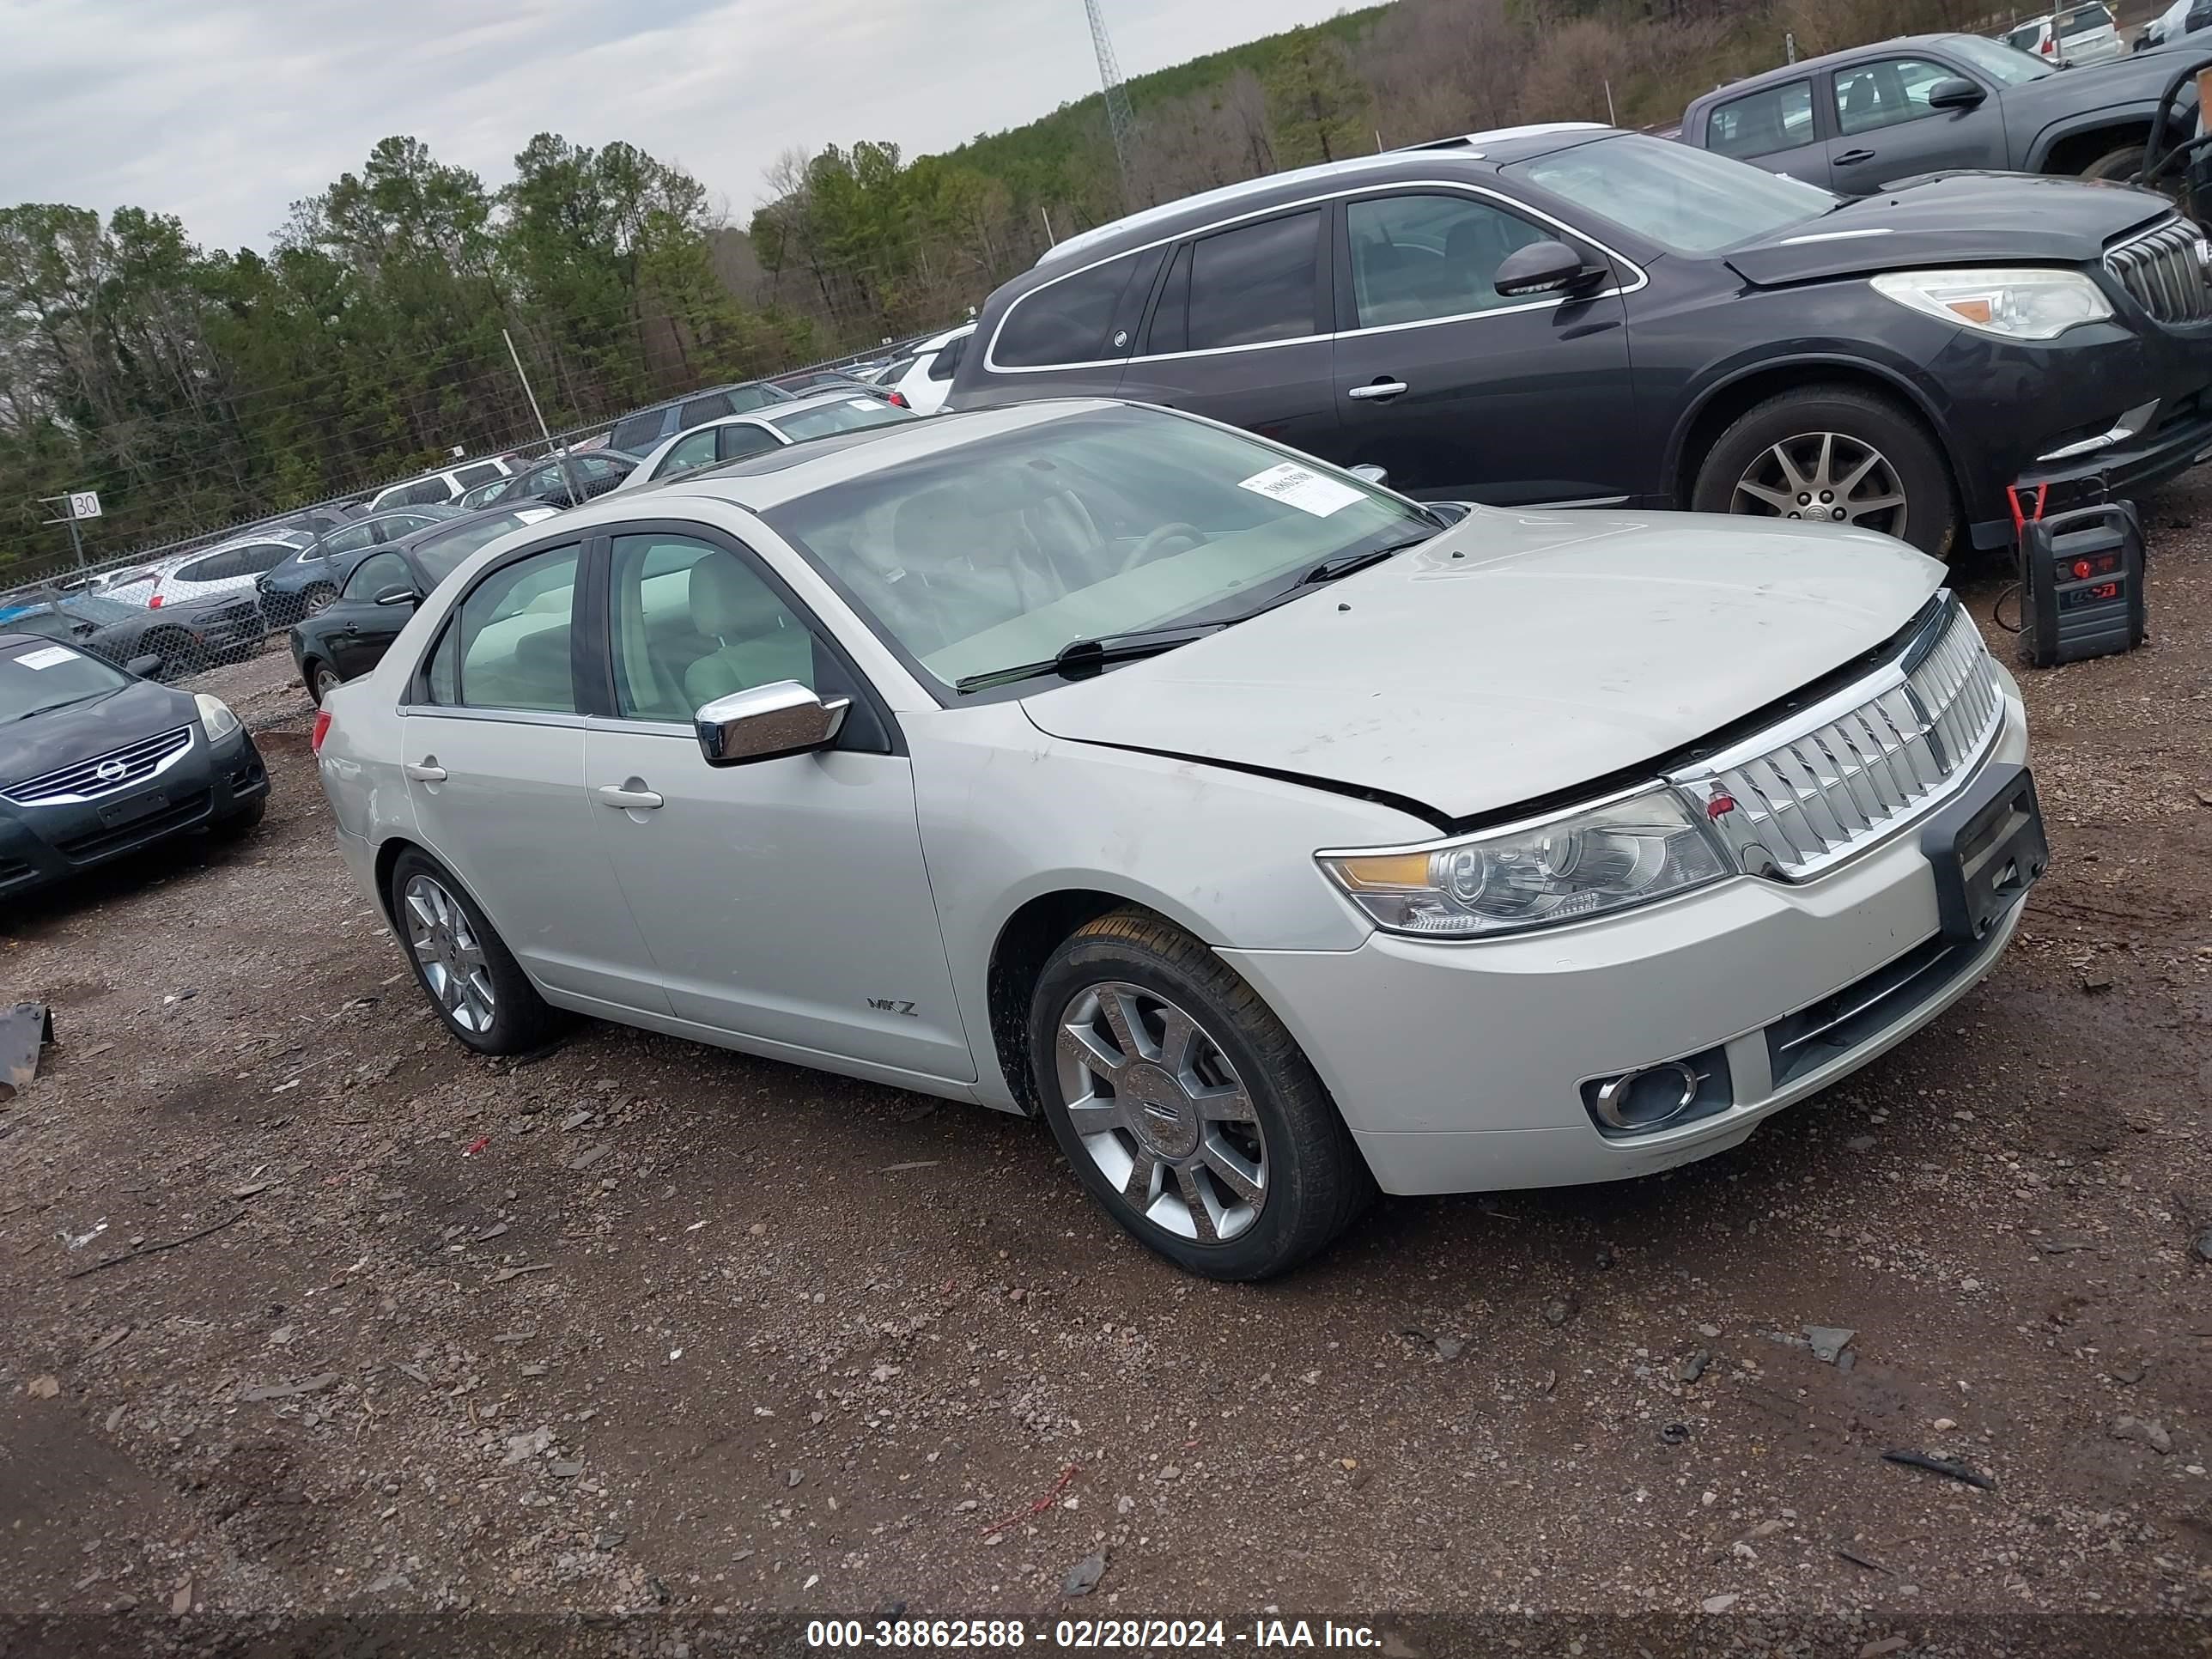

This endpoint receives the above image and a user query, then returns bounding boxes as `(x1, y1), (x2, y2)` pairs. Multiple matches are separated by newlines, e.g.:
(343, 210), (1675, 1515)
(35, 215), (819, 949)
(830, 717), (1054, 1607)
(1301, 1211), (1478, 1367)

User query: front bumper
(1223, 697), (2031, 1196)
(1937, 321), (2212, 552)
(0, 726), (268, 899)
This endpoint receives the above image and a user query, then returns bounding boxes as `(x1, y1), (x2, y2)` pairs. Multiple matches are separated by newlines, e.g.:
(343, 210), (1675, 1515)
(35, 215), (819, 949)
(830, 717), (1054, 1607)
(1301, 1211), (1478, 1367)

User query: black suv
(1680, 32), (2209, 194)
(947, 124), (2212, 556)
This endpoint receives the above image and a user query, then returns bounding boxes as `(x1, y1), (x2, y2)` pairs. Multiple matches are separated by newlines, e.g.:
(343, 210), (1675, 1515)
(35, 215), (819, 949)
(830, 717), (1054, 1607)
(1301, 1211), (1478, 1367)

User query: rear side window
(235, 542), (295, 574)
(927, 332), (969, 381)
(443, 545), (581, 713)
(719, 424), (783, 463)
(453, 462), (503, 488)
(610, 411), (667, 453)
(994, 249), (1159, 368)
(2005, 21), (2044, 47)
(1704, 79), (1815, 158)
(658, 428), (722, 479)
(1152, 210), (1323, 354)
(177, 552), (233, 582)
(2060, 4), (2112, 33)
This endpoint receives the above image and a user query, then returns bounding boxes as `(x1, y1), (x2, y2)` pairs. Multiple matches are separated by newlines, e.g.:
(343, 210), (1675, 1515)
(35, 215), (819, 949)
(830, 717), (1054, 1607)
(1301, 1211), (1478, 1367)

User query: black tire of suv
(386, 848), (572, 1057)
(1027, 908), (1375, 1281)
(1691, 384), (1959, 559)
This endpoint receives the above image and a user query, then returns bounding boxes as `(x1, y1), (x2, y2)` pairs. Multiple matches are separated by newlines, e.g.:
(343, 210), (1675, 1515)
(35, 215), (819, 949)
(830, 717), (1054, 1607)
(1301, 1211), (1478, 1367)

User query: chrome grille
(2104, 217), (2212, 325)
(1673, 599), (2003, 880)
(1, 726), (194, 806)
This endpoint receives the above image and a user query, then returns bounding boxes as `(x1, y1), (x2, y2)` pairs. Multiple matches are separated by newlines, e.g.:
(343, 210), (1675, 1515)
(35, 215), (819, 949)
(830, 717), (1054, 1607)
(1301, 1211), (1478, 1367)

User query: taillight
(148, 590), (164, 608)
(310, 707), (332, 754)
(2040, 37), (2054, 51)
(887, 391), (909, 408)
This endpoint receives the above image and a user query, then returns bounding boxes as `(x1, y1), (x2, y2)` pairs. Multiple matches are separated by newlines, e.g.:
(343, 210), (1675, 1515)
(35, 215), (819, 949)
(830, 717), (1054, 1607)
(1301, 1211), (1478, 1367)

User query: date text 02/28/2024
(805, 1619), (1383, 1649)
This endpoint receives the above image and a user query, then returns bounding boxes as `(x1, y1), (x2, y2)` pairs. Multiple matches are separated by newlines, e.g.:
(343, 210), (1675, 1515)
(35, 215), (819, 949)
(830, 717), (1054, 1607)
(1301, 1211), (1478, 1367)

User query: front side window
(609, 534), (819, 721)
(1346, 193), (1555, 327)
(657, 428), (722, 480)
(402, 478), (455, 507)
(1834, 58), (1958, 136)
(446, 545), (580, 714)
(344, 550), (414, 602)
(1705, 79), (1815, 159)
(726, 384), (783, 415)
(1508, 133), (1834, 255)
(994, 250), (1158, 368)
(177, 551), (235, 583)
(1941, 34), (2051, 83)
(0, 639), (129, 720)
(763, 405), (1433, 694)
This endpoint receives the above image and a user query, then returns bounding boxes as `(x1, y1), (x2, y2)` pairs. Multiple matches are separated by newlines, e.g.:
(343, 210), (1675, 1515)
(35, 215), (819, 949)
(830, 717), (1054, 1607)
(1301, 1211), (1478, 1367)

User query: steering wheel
(1120, 521), (1207, 574)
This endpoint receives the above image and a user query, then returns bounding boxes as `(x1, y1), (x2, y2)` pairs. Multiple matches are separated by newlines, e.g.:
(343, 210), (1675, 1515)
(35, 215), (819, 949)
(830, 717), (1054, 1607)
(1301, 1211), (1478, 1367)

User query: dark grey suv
(947, 122), (2212, 558)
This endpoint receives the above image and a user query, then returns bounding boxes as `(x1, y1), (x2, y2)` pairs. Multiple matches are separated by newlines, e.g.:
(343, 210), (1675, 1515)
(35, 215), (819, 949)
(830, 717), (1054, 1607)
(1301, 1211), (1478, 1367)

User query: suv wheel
(1028, 908), (1373, 1280)
(1692, 385), (1956, 557)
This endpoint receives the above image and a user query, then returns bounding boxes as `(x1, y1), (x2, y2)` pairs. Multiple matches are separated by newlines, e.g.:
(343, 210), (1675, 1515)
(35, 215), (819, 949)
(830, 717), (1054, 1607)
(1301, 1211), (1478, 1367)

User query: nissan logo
(94, 759), (127, 783)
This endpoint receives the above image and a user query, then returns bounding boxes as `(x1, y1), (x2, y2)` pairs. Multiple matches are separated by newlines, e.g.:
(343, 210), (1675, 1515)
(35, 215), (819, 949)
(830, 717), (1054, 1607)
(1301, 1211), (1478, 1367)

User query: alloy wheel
(303, 586), (337, 615)
(403, 874), (495, 1033)
(314, 665), (343, 702)
(1055, 981), (1267, 1243)
(1729, 431), (1907, 538)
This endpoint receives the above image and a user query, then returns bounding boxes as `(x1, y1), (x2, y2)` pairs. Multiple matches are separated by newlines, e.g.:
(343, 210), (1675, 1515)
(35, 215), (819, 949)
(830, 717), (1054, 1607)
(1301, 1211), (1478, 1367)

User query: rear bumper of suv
(0, 725), (267, 899)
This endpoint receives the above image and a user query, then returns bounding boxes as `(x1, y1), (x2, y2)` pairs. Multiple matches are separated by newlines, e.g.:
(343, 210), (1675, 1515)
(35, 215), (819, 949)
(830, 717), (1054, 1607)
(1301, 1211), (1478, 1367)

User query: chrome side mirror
(694, 680), (850, 766)
(374, 586), (419, 608)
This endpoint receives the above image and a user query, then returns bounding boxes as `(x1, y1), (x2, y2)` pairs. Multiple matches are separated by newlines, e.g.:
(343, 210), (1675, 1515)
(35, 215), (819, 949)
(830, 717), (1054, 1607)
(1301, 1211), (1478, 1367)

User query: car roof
(1036, 125), (1612, 270)
(1688, 34), (1982, 103)
(385, 505), (552, 552)
(190, 527), (314, 556)
(573, 399), (1119, 521)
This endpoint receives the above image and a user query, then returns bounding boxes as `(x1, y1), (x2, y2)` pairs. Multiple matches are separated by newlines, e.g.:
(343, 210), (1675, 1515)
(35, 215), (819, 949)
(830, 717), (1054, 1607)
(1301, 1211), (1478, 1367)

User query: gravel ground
(2, 487), (2209, 1658)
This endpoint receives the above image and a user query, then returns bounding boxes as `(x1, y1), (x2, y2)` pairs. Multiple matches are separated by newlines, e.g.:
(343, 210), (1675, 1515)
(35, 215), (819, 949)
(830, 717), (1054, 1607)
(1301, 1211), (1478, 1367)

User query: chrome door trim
(983, 178), (1650, 376)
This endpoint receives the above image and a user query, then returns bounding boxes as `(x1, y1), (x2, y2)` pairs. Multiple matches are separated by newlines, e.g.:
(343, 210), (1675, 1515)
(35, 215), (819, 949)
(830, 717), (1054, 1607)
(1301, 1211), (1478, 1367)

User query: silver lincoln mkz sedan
(313, 400), (2042, 1279)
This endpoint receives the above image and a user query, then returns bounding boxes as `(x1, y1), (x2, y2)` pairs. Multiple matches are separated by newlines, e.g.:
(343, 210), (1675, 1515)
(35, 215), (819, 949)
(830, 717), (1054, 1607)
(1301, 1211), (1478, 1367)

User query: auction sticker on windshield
(14, 646), (78, 671)
(1237, 462), (1364, 517)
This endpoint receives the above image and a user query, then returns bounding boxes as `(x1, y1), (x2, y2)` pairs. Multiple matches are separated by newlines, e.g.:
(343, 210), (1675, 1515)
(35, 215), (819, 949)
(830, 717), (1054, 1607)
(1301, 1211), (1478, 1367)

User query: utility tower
(1085, 0), (1138, 203)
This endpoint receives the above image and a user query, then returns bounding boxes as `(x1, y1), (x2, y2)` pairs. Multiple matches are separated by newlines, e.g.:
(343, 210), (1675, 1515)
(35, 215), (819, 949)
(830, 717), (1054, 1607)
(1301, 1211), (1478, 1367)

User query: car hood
(1018, 508), (1943, 823)
(0, 680), (197, 787)
(1724, 173), (2172, 286)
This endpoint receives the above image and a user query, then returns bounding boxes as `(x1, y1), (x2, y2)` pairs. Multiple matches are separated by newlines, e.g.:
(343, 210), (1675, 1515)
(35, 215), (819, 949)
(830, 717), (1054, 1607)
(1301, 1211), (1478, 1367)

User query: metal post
(1040, 206), (1058, 247)
(504, 328), (580, 507)
(1604, 80), (1616, 125)
(1785, 31), (1797, 63)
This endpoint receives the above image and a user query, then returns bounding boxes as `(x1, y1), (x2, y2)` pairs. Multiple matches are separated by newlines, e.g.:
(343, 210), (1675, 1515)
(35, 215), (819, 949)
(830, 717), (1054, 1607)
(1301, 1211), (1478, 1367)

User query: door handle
(1347, 380), (1409, 401)
(1833, 148), (1876, 165)
(404, 759), (447, 782)
(596, 782), (664, 811)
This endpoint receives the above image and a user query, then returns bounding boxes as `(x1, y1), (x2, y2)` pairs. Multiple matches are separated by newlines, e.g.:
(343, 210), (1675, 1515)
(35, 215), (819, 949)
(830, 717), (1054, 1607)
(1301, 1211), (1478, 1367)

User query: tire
(301, 582), (338, 616)
(1690, 384), (1958, 558)
(210, 798), (266, 838)
(386, 848), (570, 1056)
(2080, 144), (2147, 183)
(305, 659), (343, 706)
(149, 632), (210, 680)
(1027, 907), (1373, 1280)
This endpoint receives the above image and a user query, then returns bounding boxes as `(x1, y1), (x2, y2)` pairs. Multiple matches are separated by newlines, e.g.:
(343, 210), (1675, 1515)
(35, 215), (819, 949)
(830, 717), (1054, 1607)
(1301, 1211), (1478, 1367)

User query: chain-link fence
(0, 334), (936, 696)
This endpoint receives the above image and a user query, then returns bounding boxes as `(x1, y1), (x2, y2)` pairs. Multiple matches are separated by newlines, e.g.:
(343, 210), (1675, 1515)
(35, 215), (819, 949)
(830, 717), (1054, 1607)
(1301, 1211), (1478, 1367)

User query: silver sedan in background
(612, 389), (919, 493)
(313, 401), (2039, 1279)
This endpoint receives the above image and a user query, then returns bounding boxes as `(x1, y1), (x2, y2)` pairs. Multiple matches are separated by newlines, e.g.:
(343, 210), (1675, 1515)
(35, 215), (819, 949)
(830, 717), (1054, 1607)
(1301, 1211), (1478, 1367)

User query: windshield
(412, 509), (556, 585)
(0, 639), (129, 722)
(1508, 133), (1836, 254)
(763, 406), (1437, 694)
(769, 398), (913, 443)
(1945, 34), (2055, 82)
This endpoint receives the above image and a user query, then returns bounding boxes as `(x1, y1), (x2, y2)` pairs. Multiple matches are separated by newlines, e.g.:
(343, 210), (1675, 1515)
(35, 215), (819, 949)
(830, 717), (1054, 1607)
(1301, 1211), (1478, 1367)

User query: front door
(401, 538), (670, 1013)
(1115, 206), (1340, 460)
(1324, 189), (1637, 505)
(326, 550), (416, 678)
(1825, 55), (2007, 192)
(583, 529), (971, 1083)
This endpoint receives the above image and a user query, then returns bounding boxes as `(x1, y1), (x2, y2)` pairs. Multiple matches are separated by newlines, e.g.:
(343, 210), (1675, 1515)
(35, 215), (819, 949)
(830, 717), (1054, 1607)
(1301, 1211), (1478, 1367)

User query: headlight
(1317, 788), (1731, 939)
(194, 693), (241, 742)
(1870, 267), (2112, 340)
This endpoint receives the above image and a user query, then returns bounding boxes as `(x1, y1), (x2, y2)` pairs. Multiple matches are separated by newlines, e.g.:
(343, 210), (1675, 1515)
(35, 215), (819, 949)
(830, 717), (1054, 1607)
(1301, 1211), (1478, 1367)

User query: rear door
(1824, 52), (2006, 191)
(1117, 209), (1338, 458)
(1325, 188), (1637, 504)
(1698, 76), (1827, 185)
(400, 538), (670, 1012)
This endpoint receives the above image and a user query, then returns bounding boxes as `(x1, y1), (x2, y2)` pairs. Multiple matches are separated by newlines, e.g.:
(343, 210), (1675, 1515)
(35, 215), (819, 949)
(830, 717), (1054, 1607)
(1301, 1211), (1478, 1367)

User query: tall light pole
(1085, 0), (1139, 204)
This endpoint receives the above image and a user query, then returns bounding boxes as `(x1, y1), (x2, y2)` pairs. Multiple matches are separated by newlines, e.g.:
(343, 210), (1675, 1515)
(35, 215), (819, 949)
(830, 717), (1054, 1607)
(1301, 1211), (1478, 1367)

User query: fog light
(1582, 1045), (1733, 1136)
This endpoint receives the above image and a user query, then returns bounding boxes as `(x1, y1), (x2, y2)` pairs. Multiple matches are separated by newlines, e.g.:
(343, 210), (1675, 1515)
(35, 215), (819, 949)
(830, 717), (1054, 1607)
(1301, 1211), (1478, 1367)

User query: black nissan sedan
(289, 505), (557, 702)
(0, 634), (268, 900)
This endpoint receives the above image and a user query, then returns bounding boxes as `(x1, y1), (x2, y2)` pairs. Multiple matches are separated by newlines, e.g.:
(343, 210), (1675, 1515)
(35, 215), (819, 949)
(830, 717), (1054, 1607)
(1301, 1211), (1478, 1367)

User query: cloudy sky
(0, 0), (1361, 250)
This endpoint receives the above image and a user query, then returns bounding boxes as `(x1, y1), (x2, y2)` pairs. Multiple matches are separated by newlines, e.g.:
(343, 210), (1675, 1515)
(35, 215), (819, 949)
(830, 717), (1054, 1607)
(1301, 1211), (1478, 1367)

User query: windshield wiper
(1295, 531), (1440, 587)
(954, 623), (1224, 693)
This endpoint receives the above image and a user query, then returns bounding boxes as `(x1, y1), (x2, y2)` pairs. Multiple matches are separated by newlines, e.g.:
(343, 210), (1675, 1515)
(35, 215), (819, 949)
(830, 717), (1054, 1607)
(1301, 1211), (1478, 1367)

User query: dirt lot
(3, 488), (2210, 1657)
